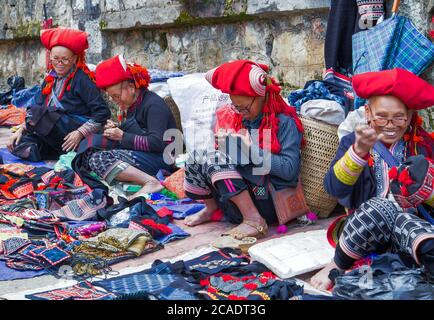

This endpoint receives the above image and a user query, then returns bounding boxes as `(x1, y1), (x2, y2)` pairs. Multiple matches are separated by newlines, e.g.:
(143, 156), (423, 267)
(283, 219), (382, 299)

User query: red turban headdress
(95, 55), (150, 90)
(353, 68), (434, 110)
(41, 27), (89, 55)
(206, 60), (304, 154)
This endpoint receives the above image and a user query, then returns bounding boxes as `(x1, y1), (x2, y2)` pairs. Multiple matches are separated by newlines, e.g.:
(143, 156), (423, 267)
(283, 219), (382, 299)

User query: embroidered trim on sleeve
(333, 145), (367, 186)
(133, 135), (149, 152)
(77, 120), (102, 137)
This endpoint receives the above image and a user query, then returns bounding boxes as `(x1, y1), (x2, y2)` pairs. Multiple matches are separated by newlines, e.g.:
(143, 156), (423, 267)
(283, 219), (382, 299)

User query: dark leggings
(335, 198), (434, 274)
(186, 178), (277, 225)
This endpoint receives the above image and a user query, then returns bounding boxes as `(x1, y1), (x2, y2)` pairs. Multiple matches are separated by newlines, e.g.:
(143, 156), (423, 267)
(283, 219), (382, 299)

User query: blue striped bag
(352, 15), (434, 108)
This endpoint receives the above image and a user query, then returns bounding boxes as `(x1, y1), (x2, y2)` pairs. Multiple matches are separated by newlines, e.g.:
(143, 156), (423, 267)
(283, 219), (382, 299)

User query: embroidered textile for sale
(70, 228), (161, 276)
(199, 271), (303, 300)
(93, 271), (179, 299)
(1, 237), (71, 272)
(389, 155), (434, 209)
(26, 281), (116, 300)
(0, 104), (26, 126)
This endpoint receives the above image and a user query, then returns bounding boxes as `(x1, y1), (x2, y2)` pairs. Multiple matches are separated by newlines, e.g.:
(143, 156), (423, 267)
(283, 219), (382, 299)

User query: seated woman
(183, 60), (304, 239)
(311, 68), (434, 290)
(72, 55), (177, 199)
(8, 27), (110, 161)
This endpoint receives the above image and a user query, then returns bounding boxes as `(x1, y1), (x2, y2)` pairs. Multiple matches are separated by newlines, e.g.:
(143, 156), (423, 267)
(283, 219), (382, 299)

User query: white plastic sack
(338, 108), (367, 141)
(248, 230), (334, 279)
(87, 63), (96, 72)
(149, 82), (170, 98)
(167, 73), (230, 153)
(300, 99), (345, 126)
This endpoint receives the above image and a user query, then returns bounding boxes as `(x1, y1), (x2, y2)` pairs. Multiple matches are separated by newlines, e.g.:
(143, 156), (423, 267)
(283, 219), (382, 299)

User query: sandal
(238, 237), (258, 254)
(221, 219), (268, 240)
(212, 236), (257, 250)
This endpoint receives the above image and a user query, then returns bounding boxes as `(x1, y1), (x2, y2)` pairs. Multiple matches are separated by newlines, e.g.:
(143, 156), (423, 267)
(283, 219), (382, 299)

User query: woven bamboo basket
(164, 96), (183, 132)
(299, 115), (340, 218)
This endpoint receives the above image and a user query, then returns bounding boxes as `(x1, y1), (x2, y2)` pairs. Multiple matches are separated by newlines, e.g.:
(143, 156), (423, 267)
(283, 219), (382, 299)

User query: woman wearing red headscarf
(183, 60), (304, 239)
(8, 27), (110, 161)
(311, 69), (434, 291)
(72, 55), (177, 199)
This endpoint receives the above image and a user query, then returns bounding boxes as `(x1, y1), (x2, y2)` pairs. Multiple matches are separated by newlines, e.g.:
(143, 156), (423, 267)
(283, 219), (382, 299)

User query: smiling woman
(49, 47), (77, 77)
(8, 27), (110, 162)
(364, 95), (413, 145)
(311, 68), (434, 291)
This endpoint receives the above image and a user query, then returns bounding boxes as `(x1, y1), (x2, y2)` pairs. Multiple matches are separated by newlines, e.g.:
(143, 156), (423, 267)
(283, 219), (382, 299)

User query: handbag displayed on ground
(268, 180), (309, 225)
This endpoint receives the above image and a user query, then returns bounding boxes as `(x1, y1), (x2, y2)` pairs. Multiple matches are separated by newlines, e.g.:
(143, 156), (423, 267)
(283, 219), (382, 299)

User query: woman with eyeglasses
(71, 55), (177, 199)
(182, 60), (304, 240)
(8, 27), (110, 161)
(311, 68), (434, 291)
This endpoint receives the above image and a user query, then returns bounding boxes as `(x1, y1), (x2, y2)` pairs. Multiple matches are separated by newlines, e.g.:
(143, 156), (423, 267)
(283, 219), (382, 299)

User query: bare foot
(128, 180), (164, 200)
(223, 218), (267, 240)
(310, 261), (341, 291)
(184, 206), (218, 227)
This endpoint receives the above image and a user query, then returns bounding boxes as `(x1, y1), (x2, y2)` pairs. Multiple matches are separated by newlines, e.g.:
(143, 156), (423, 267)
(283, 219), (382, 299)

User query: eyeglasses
(371, 117), (408, 127)
(366, 105), (408, 127)
(50, 56), (74, 65)
(108, 82), (124, 102)
(230, 97), (256, 114)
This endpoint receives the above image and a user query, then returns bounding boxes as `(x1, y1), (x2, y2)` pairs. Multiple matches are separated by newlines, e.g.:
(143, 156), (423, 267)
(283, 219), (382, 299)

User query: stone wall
(0, 0), (433, 97)
(0, 0), (330, 88)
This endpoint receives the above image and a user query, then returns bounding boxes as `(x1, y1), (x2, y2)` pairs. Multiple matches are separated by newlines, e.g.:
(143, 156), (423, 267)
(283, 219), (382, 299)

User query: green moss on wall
(174, 0), (249, 27)
(99, 20), (108, 30)
(224, 0), (237, 16)
(12, 20), (41, 39)
(174, 10), (197, 25)
(174, 10), (252, 28)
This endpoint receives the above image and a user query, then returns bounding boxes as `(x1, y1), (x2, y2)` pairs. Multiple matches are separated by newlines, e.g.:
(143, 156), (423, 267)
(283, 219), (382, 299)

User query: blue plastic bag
(11, 85), (41, 108)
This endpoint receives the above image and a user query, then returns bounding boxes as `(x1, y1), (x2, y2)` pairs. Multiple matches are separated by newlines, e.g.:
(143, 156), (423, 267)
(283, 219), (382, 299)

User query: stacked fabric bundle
(288, 69), (353, 126)
(0, 105), (26, 127)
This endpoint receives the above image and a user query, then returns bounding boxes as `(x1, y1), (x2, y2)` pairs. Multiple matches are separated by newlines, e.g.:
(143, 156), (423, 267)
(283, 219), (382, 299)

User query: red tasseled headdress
(41, 27), (95, 97)
(353, 68), (434, 161)
(95, 54), (150, 90)
(206, 60), (304, 154)
(405, 113), (434, 159)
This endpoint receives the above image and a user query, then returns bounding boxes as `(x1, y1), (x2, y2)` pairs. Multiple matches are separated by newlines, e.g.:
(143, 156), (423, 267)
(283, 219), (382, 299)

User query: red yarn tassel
(400, 185), (409, 197)
(388, 167), (398, 180)
(258, 77), (304, 154)
(407, 113), (434, 159)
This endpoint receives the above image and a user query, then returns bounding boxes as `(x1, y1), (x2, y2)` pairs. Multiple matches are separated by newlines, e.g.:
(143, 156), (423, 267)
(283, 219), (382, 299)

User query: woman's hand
(216, 129), (252, 153)
(62, 130), (84, 152)
(104, 120), (117, 130)
(7, 126), (24, 151)
(354, 125), (383, 157)
(103, 128), (124, 141)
